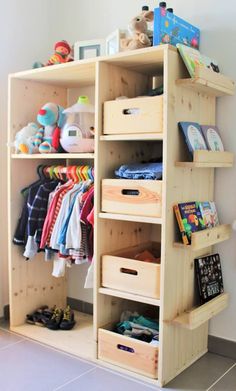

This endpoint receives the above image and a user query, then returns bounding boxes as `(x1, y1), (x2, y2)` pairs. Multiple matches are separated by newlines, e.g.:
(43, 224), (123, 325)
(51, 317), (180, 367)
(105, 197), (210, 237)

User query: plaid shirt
(27, 181), (58, 243)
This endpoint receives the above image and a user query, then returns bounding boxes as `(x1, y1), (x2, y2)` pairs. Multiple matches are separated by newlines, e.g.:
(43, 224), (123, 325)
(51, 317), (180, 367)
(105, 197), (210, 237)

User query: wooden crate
(102, 242), (161, 299)
(172, 293), (229, 330)
(98, 327), (158, 379)
(102, 179), (162, 217)
(103, 96), (163, 134)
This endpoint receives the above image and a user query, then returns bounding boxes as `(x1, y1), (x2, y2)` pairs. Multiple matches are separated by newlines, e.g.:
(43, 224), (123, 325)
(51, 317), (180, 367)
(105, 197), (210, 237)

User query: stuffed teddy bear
(33, 40), (72, 68)
(14, 122), (39, 154)
(35, 103), (65, 153)
(121, 10), (154, 50)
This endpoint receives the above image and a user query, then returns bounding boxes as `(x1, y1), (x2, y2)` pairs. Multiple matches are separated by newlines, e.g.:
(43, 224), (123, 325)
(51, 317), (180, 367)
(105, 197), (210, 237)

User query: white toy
(14, 122), (39, 154)
(61, 96), (95, 153)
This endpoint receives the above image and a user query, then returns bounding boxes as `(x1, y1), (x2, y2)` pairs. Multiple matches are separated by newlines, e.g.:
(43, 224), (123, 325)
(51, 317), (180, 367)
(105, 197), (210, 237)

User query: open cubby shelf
(174, 224), (232, 250)
(176, 151), (234, 168)
(176, 65), (235, 97)
(172, 293), (229, 330)
(8, 45), (234, 387)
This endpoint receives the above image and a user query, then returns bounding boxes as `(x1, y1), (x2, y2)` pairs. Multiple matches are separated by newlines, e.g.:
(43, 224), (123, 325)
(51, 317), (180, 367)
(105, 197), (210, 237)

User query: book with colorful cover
(178, 122), (208, 156)
(174, 202), (205, 244)
(199, 201), (220, 229)
(195, 253), (224, 304)
(176, 43), (220, 78)
(201, 125), (224, 152)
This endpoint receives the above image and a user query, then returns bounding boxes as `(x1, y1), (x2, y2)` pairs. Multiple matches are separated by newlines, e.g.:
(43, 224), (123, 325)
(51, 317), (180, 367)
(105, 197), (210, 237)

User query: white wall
(0, 0), (65, 316)
(1, 0), (236, 341)
(58, 0), (236, 341)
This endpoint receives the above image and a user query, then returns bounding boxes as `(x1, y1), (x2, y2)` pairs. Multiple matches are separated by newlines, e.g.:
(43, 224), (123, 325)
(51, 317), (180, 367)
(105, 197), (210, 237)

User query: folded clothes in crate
(115, 162), (163, 180)
(114, 311), (159, 345)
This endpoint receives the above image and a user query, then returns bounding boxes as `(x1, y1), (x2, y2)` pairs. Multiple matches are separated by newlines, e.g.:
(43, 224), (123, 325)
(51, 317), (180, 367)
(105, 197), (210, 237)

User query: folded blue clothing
(115, 163), (163, 180)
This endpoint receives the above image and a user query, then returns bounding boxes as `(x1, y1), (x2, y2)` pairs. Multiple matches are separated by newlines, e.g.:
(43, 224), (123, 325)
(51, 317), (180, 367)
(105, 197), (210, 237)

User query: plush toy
(121, 10), (154, 50)
(60, 96), (95, 153)
(35, 103), (65, 153)
(33, 40), (72, 68)
(14, 123), (39, 154)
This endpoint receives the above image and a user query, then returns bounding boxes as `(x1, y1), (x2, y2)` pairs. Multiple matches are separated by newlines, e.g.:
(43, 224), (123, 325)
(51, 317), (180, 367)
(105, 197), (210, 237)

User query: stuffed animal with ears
(121, 10), (154, 50)
(33, 40), (72, 68)
(14, 122), (39, 154)
(34, 103), (65, 153)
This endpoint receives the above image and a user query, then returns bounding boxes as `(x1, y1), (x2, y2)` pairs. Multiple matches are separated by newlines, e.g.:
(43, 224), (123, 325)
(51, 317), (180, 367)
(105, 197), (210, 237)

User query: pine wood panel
(158, 49), (217, 386)
(98, 328), (158, 379)
(103, 96), (163, 134)
(172, 293), (229, 330)
(101, 179), (162, 217)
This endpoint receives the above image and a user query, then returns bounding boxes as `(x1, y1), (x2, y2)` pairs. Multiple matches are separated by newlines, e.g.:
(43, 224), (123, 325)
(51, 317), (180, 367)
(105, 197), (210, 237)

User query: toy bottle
(159, 2), (167, 8)
(167, 8), (174, 13)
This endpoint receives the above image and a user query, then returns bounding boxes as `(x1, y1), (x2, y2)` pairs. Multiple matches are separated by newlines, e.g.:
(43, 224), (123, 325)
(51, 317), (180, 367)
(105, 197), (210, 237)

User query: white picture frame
(74, 39), (106, 60)
(106, 29), (127, 55)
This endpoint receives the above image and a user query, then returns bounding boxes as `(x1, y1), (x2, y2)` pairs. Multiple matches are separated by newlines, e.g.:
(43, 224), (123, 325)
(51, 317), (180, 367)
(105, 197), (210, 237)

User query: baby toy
(14, 122), (39, 154)
(33, 40), (72, 68)
(35, 103), (65, 153)
(121, 10), (154, 50)
(60, 96), (95, 153)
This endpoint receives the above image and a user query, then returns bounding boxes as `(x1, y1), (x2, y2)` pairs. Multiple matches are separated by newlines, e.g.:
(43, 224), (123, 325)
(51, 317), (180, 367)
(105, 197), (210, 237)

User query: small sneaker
(60, 306), (76, 330)
(46, 307), (63, 330)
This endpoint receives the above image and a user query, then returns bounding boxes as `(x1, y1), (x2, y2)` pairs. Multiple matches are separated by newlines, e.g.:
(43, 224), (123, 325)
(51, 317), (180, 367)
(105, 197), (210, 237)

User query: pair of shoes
(26, 305), (51, 327)
(46, 306), (76, 331)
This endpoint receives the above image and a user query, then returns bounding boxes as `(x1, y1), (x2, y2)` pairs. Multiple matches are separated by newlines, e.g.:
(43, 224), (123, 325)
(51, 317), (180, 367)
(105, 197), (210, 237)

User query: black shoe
(60, 306), (76, 330)
(26, 305), (48, 326)
(46, 307), (63, 330)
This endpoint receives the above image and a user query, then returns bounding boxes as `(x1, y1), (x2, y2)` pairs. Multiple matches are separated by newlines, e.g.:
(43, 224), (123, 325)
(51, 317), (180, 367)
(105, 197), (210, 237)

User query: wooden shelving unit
(7, 45), (234, 387)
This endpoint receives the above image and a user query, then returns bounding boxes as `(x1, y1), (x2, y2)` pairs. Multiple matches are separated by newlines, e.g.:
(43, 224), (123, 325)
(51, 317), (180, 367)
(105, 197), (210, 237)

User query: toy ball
(39, 141), (52, 153)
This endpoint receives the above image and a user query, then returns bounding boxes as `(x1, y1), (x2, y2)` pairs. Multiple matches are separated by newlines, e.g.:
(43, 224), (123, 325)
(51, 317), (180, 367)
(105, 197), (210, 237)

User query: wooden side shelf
(176, 151), (234, 168)
(174, 224), (232, 250)
(176, 66), (235, 97)
(172, 293), (229, 330)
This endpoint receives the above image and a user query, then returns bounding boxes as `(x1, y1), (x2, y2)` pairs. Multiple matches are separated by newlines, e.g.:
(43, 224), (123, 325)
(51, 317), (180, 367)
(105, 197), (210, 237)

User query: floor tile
(58, 367), (159, 391)
(211, 364), (236, 390)
(0, 328), (23, 349)
(0, 339), (95, 391)
(165, 353), (235, 391)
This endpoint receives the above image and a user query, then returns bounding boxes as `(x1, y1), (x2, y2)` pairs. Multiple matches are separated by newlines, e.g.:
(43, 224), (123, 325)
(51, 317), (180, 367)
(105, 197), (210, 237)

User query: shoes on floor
(60, 306), (76, 330)
(26, 305), (49, 326)
(46, 307), (63, 330)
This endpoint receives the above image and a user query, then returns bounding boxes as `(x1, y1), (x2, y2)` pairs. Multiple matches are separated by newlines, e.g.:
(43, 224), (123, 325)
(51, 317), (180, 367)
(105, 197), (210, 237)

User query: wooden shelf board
(174, 224), (232, 250)
(100, 134), (163, 141)
(11, 153), (95, 160)
(9, 59), (96, 88)
(176, 151), (234, 168)
(176, 66), (235, 97)
(99, 212), (162, 225)
(172, 293), (229, 330)
(99, 287), (161, 306)
(175, 161), (233, 168)
(11, 311), (96, 361)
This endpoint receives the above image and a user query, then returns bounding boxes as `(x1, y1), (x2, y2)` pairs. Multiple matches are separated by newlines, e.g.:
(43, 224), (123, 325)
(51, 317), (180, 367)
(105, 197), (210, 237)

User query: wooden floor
(11, 312), (95, 361)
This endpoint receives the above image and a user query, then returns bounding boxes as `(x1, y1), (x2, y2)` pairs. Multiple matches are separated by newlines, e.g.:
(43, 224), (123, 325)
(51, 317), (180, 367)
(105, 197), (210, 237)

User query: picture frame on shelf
(74, 39), (106, 60)
(106, 29), (127, 55)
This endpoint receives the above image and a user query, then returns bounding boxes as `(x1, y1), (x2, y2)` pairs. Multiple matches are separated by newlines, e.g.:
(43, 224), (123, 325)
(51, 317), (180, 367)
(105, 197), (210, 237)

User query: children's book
(178, 122), (208, 155)
(174, 202), (205, 244)
(195, 253), (224, 304)
(199, 201), (219, 229)
(176, 43), (220, 78)
(201, 125), (224, 152)
(153, 8), (200, 48)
